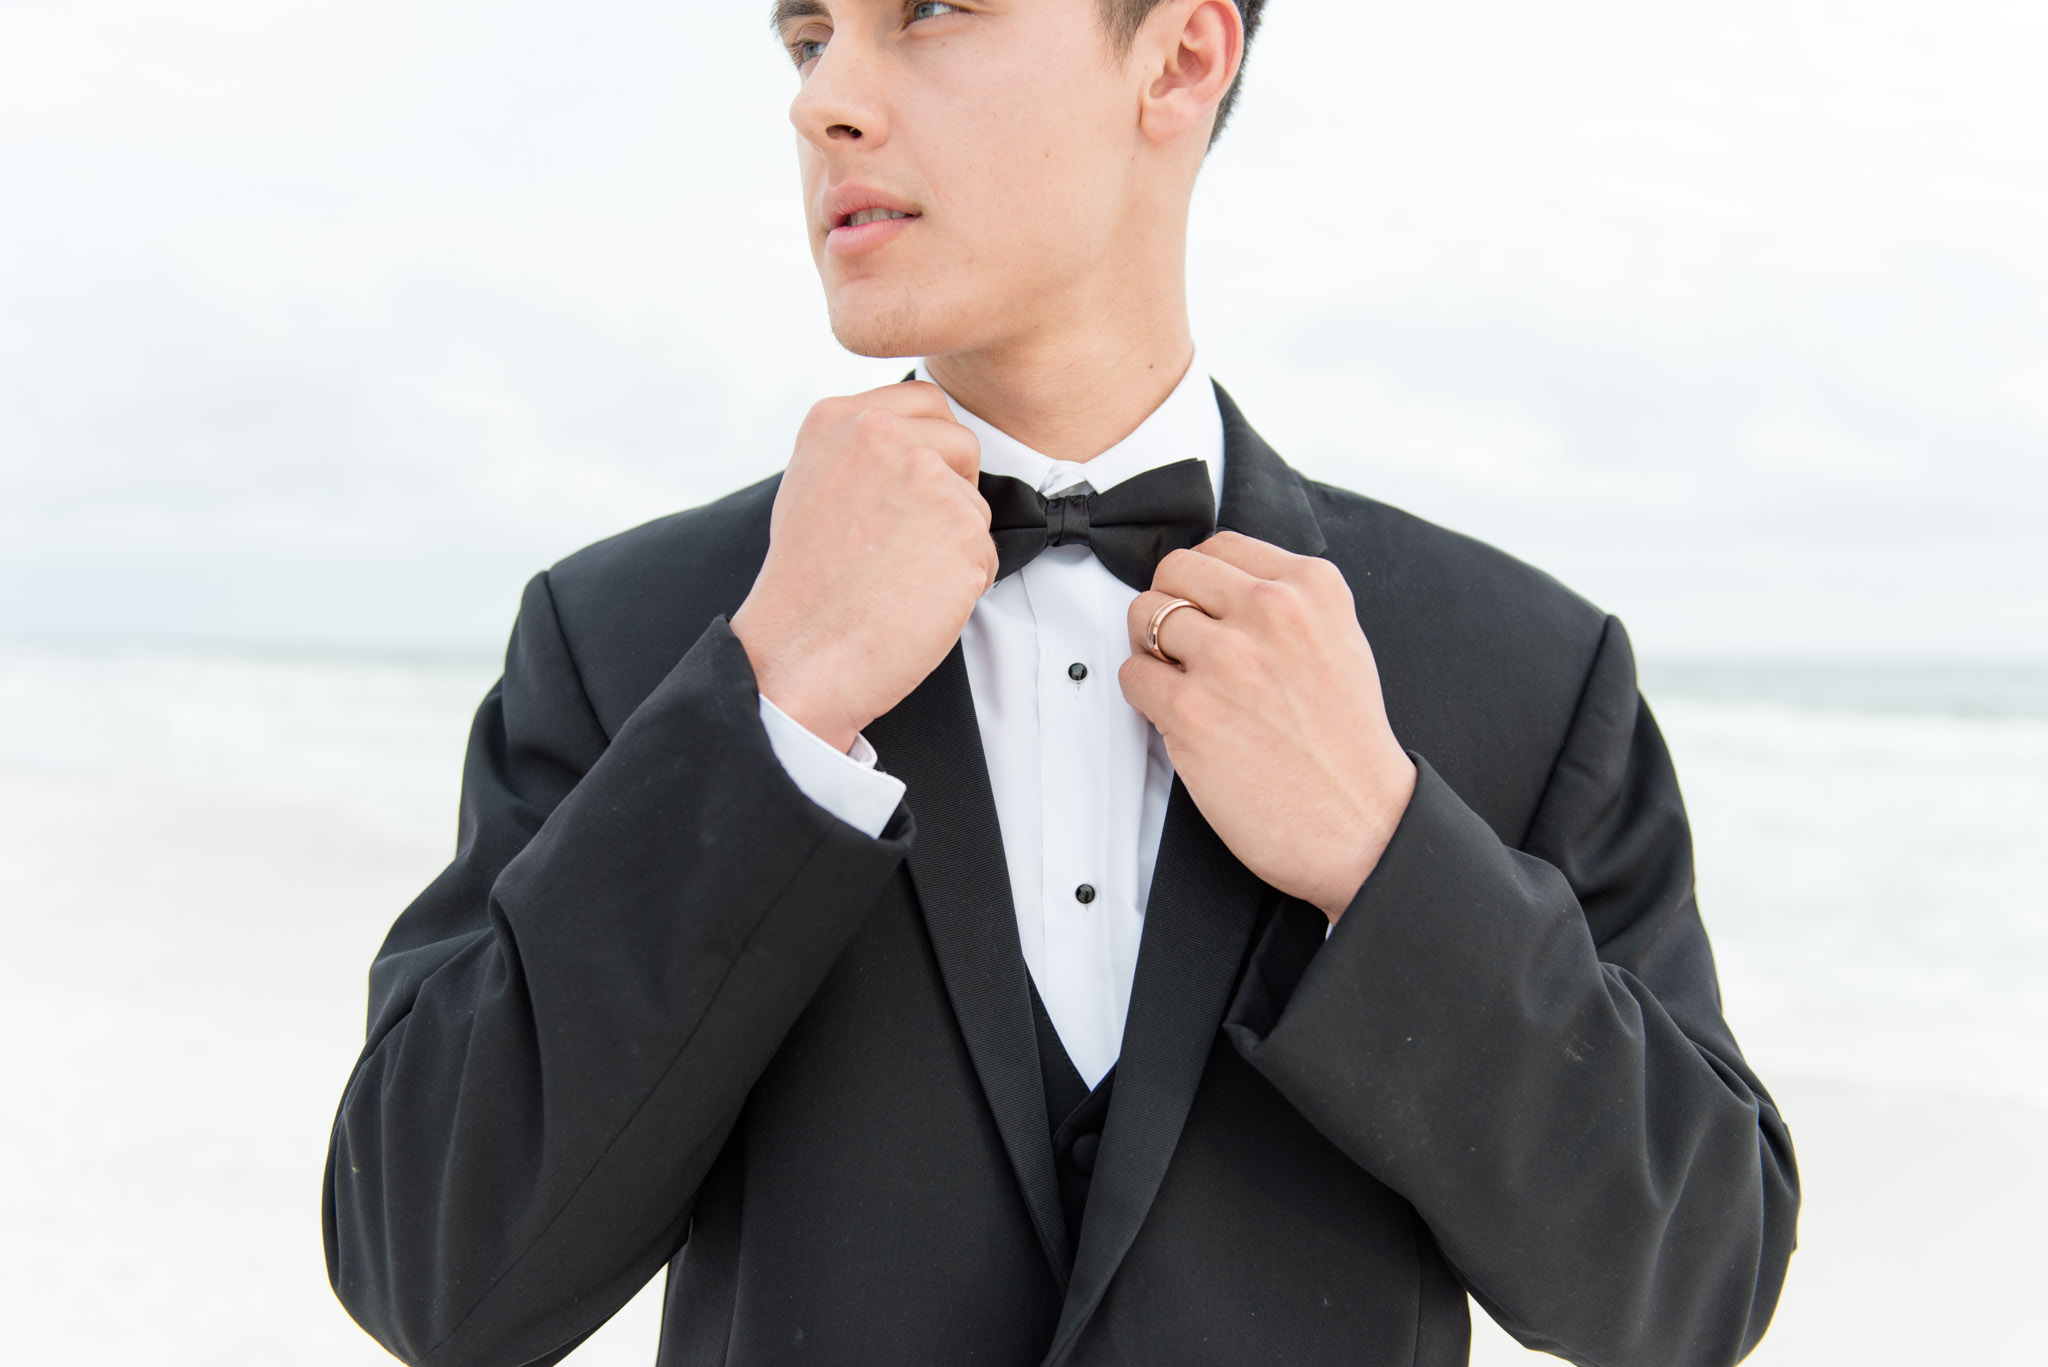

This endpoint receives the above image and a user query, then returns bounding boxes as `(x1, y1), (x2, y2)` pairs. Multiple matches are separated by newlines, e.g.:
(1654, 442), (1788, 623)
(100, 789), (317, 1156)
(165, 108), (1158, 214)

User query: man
(324, 2), (1799, 1364)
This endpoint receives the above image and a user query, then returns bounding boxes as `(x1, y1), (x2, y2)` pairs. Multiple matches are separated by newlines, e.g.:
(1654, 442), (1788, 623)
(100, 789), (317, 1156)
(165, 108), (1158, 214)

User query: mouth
(839, 207), (917, 229)
(824, 201), (921, 258)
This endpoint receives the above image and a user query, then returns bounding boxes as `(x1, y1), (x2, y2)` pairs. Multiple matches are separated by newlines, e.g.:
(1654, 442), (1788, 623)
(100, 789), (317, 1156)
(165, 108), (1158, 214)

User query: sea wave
(3, 640), (2042, 1110)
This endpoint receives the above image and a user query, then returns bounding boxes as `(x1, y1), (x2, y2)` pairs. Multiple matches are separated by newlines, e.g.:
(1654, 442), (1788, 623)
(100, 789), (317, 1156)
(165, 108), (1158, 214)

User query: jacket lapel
(1210, 381), (1329, 559)
(865, 647), (1074, 1289)
(1040, 383), (1330, 1364)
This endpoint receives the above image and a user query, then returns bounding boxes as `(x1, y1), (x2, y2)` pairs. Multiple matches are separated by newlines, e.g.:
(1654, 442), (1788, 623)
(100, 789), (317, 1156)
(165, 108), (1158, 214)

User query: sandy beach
(1, 650), (2042, 1364)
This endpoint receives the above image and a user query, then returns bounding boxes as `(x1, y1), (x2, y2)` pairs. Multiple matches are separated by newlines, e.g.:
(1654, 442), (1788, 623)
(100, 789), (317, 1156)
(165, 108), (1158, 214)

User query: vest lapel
(1039, 383), (1331, 1365)
(866, 646), (1074, 1288)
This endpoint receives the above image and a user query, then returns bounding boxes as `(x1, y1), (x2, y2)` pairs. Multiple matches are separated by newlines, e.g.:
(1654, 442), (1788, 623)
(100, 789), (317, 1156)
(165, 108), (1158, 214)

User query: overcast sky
(2, 0), (2043, 659)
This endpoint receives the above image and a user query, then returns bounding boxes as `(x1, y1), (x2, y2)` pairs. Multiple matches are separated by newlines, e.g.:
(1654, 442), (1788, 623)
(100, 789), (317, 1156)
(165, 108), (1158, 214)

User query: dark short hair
(1098, 0), (1267, 144)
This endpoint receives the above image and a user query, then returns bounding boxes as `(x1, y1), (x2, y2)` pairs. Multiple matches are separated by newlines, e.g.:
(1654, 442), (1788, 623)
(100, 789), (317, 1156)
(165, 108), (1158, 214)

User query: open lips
(844, 207), (915, 227)
(824, 200), (921, 256)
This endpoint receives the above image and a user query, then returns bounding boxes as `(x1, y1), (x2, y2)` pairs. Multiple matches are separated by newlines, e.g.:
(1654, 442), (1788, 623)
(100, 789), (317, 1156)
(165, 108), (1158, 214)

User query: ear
(1135, 0), (1244, 146)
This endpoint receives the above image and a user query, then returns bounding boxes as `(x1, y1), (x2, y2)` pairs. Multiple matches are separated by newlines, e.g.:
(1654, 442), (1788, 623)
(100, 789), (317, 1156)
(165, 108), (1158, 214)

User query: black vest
(1026, 978), (1116, 1259)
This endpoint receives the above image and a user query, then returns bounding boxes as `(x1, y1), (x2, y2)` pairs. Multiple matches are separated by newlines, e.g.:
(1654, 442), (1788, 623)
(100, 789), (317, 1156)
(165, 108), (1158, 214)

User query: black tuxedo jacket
(324, 388), (1798, 1367)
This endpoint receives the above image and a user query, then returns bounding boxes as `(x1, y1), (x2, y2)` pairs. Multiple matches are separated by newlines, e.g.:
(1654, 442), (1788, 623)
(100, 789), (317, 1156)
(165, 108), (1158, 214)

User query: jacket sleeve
(323, 572), (913, 1367)
(1224, 615), (1799, 1367)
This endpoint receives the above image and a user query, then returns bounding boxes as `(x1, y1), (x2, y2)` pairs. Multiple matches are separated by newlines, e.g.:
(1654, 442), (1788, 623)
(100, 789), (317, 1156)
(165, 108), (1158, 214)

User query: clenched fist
(732, 381), (995, 754)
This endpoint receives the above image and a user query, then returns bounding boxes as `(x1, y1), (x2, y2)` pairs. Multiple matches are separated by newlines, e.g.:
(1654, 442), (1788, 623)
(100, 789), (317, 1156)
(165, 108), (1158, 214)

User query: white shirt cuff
(757, 695), (906, 839)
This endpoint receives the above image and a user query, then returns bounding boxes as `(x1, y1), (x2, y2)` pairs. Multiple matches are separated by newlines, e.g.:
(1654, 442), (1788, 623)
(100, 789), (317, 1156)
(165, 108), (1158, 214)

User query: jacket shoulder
(1306, 479), (1608, 647)
(1303, 479), (1620, 840)
(536, 475), (781, 726)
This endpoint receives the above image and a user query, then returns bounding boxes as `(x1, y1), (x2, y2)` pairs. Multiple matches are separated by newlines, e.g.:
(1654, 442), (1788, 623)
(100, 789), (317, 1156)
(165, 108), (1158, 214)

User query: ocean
(4, 639), (2042, 1112)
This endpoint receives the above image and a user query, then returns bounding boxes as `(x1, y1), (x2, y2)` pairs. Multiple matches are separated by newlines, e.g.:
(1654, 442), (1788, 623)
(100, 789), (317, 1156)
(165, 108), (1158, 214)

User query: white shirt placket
(1022, 528), (1121, 1088)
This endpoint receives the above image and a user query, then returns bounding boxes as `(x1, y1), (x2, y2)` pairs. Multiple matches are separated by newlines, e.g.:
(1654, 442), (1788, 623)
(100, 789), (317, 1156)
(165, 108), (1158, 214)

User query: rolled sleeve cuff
(757, 695), (906, 839)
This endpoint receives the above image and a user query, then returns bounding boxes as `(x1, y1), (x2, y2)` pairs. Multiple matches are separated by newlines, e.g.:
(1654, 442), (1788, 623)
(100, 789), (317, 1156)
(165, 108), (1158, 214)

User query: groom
(324, 2), (1799, 1364)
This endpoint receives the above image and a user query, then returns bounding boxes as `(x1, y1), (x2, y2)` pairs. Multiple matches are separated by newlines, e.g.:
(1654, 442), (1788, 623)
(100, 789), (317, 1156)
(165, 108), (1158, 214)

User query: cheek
(932, 88), (1126, 268)
(795, 140), (824, 208)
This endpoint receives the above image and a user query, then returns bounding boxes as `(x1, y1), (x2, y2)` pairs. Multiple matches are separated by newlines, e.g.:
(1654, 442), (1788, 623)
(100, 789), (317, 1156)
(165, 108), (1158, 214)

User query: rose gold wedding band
(1145, 597), (1199, 666)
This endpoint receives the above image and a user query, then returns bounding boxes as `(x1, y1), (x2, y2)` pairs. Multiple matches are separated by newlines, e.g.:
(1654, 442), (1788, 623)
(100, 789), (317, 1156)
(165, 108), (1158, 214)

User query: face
(775, 0), (1146, 359)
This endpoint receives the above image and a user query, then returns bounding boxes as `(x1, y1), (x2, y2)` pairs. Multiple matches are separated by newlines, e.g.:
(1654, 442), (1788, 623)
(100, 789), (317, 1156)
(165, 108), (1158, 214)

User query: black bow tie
(979, 458), (1217, 593)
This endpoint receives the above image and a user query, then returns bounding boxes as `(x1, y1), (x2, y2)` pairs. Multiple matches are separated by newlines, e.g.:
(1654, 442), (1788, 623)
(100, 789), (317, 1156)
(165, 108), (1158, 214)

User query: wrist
(1317, 752), (1418, 923)
(730, 603), (865, 754)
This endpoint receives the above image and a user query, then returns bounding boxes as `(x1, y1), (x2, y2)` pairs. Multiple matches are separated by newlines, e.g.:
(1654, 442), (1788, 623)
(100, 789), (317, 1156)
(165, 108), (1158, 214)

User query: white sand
(1, 737), (2042, 1362)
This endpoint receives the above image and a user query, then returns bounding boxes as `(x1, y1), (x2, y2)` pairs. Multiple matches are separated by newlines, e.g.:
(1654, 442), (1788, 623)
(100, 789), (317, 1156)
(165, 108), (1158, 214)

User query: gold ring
(1145, 597), (1199, 667)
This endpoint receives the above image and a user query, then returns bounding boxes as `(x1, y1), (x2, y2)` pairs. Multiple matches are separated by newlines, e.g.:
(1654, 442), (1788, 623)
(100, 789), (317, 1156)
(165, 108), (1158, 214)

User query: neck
(924, 232), (1195, 464)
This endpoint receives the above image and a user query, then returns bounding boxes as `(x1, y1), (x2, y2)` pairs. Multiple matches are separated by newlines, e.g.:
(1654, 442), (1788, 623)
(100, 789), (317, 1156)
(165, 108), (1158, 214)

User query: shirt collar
(912, 353), (1225, 510)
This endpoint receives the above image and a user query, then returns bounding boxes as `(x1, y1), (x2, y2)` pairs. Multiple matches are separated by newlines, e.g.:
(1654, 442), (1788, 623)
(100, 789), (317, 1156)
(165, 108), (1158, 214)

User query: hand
(1119, 532), (1417, 922)
(732, 381), (995, 754)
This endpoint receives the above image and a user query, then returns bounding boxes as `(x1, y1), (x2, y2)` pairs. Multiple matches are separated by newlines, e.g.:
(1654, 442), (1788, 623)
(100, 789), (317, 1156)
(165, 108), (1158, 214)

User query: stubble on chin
(825, 288), (928, 360)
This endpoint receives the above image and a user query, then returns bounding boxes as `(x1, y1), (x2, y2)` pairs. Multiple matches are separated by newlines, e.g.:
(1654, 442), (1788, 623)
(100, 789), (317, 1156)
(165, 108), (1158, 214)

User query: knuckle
(954, 482), (991, 527)
(852, 406), (898, 443)
(1303, 565), (1354, 615)
(1247, 578), (1295, 618)
(1302, 556), (1346, 593)
(916, 447), (965, 491)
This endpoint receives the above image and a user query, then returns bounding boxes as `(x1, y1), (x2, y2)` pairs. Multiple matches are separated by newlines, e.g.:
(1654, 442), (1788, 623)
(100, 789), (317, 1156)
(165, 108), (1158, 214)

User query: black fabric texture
(982, 457), (1216, 591)
(1028, 975), (1118, 1261)
(324, 383), (1799, 1367)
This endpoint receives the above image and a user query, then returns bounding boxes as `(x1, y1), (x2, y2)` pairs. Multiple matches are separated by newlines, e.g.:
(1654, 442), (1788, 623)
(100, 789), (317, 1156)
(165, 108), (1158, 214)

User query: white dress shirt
(758, 357), (1224, 1088)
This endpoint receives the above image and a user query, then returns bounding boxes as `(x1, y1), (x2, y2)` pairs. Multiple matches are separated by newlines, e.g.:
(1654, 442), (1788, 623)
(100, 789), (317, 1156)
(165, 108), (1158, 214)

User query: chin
(820, 282), (929, 359)
(827, 308), (922, 359)
(822, 276), (996, 362)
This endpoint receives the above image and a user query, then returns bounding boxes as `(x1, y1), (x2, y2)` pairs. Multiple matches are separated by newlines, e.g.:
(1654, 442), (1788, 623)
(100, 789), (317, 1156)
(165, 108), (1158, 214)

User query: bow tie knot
(1043, 493), (1092, 548)
(981, 458), (1217, 593)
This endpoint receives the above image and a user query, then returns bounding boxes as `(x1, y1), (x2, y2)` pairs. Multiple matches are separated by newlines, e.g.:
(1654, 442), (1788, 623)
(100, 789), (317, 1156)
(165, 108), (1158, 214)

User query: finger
(1150, 545), (1260, 620)
(1191, 529), (1302, 582)
(1126, 589), (1221, 668)
(952, 479), (995, 540)
(872, 379), (960, 421)
(1116, 650), (1183, 729)
(935, 476), (999, 580)
(904, 417), (982, 481)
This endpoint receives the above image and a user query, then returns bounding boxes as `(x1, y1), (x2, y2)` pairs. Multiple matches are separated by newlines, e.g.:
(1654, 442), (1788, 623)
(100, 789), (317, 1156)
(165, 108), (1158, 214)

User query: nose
(789, 39), (888, 153)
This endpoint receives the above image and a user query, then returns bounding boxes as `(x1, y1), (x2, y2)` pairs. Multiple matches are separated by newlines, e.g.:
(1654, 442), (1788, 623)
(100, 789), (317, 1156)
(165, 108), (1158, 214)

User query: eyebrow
(769, 0), (831, 29)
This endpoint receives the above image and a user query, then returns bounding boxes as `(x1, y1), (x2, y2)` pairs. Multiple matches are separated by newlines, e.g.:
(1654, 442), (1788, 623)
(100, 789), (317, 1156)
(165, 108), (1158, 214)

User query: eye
(908, 2), (961, 20)
(786, 26), (830, 70)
